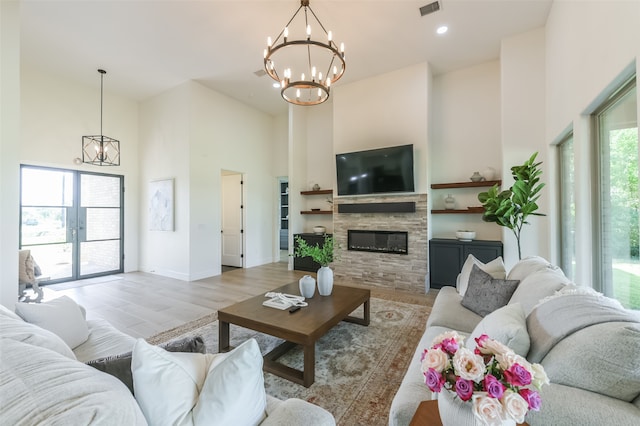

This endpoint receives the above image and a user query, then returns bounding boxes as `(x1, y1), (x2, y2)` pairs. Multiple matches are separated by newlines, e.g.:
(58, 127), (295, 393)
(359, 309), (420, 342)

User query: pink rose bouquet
(421, 331), (549, 425)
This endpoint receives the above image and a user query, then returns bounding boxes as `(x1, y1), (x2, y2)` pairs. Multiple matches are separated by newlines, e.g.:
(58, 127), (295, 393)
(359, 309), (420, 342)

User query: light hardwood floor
(44, 261), (435, 338)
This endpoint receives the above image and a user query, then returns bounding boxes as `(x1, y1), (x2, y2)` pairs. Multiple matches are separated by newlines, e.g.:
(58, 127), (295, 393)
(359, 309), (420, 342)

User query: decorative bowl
(455, 230), (476, 241)
(313, 226), (326, 235)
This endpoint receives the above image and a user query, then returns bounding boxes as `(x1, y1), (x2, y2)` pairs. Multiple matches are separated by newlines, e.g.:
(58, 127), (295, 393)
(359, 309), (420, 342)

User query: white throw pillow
(0, 311), (76, 359)
(465, 302), (530, 357)
(15, 295), (89, 349)
(457, 254), (506, 296)
(132, 338), (267, 426)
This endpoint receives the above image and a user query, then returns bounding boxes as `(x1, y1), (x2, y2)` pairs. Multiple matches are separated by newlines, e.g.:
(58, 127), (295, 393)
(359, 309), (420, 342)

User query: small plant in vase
(294, 235), (335, 296)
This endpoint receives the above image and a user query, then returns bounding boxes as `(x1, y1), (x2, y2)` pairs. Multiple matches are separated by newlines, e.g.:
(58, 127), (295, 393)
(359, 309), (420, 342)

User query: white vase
(438, 391), (516, 426)
(482, 167), (497, 181)
(317, 266), (334, 296)
(299, 275), (316, 298)
(444, 194), (456, 210)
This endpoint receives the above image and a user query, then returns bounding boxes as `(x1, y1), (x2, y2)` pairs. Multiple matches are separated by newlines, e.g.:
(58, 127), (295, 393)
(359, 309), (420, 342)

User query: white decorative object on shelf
(317, 266), (334, 296)
(470, 172), (484, 182)
(455, 230), (476, 241)
(482, 167), (497, 181)
(444, 194), (456, 210)
(313, 226), (326, 235)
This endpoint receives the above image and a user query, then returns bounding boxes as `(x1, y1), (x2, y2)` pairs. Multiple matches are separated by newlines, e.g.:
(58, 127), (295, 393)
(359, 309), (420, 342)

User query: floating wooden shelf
(301, 210), (333, 215)
(430, 180), (502, 190)
(431, 209), (485, 214)
(300, 189), (333, 195)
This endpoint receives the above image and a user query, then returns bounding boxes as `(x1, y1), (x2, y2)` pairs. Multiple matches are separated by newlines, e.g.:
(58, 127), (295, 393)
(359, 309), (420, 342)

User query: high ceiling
(20, 0), (553, 116)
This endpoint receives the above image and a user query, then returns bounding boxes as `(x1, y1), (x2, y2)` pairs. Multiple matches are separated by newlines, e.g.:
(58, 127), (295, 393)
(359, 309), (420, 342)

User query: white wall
(333, 62), (430, 194)
(500, 28), (547, 268)
(0, 1), (21, 308)
(139, 81), (277, 280)
(430, 60), (502, 242)
(544, 0), (640, 286)
(190, 82), (276, 270)
(139, 84), (191, 279)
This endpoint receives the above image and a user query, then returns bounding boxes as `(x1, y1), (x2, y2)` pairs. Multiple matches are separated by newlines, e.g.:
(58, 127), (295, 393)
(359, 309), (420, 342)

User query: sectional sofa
(0, 297), (335, 425)
(389, 256), (640, 426)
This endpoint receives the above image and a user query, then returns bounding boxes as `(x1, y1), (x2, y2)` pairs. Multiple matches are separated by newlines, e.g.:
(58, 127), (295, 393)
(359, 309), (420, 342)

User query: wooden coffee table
(218, 281), (370, 387)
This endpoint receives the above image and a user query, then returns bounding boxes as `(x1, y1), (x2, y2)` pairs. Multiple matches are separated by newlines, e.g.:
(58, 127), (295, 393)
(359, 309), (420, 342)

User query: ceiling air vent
(419, 1), (441, 17)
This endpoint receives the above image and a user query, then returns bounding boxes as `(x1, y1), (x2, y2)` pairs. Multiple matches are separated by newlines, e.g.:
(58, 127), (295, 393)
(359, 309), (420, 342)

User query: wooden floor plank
(43, 261), (435, 339)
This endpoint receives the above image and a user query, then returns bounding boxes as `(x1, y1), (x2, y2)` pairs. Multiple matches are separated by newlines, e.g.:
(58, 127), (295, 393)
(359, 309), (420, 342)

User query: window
(558, 133), (575, 280)
(593, 77), (638, 309)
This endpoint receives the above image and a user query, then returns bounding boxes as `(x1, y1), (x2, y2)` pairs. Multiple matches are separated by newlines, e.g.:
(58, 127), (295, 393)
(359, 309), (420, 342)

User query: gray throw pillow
(461, 265), (520, 317)
(87, 335), (206, 394)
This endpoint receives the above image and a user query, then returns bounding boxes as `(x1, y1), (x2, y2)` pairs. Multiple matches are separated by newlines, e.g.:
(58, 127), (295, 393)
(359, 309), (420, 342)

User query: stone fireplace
(333, 193), (427, 293)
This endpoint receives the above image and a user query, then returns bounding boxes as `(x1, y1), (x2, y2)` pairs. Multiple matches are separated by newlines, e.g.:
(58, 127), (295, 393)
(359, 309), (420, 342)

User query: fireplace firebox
(347, 230), (408, 254)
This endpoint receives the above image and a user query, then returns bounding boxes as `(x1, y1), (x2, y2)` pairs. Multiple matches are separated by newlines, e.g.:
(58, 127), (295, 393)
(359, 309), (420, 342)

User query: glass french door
(20, 165), (124, 283)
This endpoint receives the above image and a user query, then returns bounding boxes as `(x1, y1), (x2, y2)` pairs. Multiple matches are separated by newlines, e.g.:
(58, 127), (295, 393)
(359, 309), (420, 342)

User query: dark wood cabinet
(429, 238), (503, 289)
(280, 181), (289, 250)
(293, 233), (332, 272)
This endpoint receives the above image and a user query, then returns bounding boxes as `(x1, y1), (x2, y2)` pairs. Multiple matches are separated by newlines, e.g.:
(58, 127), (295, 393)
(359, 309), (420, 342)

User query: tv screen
(336, 144), (415, 196)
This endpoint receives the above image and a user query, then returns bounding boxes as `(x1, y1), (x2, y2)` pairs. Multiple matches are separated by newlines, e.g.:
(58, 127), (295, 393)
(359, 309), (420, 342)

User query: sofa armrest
(426, 287), (482, 333)
(261, 397), (335, 426)
(73, 319), (137, 362)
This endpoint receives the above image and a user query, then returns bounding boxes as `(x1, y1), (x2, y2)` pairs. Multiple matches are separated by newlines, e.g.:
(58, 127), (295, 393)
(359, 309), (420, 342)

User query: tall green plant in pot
(478, 152), (546, 260)
(294, 235), (335, 296)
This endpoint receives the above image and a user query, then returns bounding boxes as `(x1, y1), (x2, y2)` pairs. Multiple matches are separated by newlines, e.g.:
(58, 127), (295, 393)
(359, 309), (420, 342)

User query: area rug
(148, 297), (431, 426)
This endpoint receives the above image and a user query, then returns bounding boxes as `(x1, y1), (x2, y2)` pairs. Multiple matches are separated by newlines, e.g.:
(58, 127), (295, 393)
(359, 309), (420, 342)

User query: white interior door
(221, 173), (243, 267)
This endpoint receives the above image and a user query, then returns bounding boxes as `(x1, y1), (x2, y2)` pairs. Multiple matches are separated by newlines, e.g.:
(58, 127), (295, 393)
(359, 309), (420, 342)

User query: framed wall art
(149, 178), (174, 231)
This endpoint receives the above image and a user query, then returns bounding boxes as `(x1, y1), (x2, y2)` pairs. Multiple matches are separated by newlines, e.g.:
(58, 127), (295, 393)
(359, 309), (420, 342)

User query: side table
(409, 400), (530, 426)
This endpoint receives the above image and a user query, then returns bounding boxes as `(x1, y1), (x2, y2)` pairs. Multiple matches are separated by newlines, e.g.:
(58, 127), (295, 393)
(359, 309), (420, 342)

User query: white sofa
(0, 300), (335, 425)
(389, 256), (640, 426)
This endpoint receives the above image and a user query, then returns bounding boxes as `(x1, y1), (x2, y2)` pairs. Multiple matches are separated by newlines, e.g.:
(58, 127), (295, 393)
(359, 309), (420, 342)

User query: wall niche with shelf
(300, 189), (333, 215)
(430, 180), (501, 214)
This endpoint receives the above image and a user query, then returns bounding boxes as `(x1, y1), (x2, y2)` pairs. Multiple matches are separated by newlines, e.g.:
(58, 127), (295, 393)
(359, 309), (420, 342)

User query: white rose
(452, 347), (485, 381)
(496, 352), (532, 373)
(480, 339), (511, 357)
(431, 330), (464, 347)
(472, 393), (504, 426)
(421, 348), (449, 373)
(531, 363), (550, 389)
(501, 390), (528, 423)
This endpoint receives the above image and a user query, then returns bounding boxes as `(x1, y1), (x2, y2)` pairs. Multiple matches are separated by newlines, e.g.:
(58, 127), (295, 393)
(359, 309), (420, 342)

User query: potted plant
(294, 235), (335, 295)
(478, 152), (545, 260)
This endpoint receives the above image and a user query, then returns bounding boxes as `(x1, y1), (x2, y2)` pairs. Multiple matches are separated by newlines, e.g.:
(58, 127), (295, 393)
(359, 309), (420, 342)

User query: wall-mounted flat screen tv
(336, 144), (415, 196)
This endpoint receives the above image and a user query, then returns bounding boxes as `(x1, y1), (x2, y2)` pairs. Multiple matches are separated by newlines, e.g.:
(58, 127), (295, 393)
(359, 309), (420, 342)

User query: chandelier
(264, 0), (346, 106)
(82, 69), (120, 166)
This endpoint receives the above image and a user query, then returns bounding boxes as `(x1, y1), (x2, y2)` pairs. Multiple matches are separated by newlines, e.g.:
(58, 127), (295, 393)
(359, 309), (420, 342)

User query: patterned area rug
(148, 297), (431, 426)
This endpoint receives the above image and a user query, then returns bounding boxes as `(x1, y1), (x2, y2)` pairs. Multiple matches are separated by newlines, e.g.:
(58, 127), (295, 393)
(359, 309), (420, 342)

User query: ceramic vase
(482, 166), (496, 181)
(317, 266), (334, 296)
(438, 391), (516, 426)
(470, 172), (484, 182)
(444, 194), (456, 210)
(299, 275), (316, 298)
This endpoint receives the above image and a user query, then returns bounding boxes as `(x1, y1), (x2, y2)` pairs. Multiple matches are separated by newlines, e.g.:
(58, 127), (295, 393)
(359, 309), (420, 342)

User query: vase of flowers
(421, 331), (549, 426)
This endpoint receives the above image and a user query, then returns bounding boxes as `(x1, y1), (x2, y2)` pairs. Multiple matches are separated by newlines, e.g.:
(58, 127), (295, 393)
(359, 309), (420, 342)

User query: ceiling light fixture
(436, 25), (448, 35)
(82, 69), (120, 166)
(264, 0), (346, 106)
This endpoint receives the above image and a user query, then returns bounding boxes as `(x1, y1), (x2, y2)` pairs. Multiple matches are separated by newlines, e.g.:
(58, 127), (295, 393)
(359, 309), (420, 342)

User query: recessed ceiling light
(436, 25), (448, 35)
